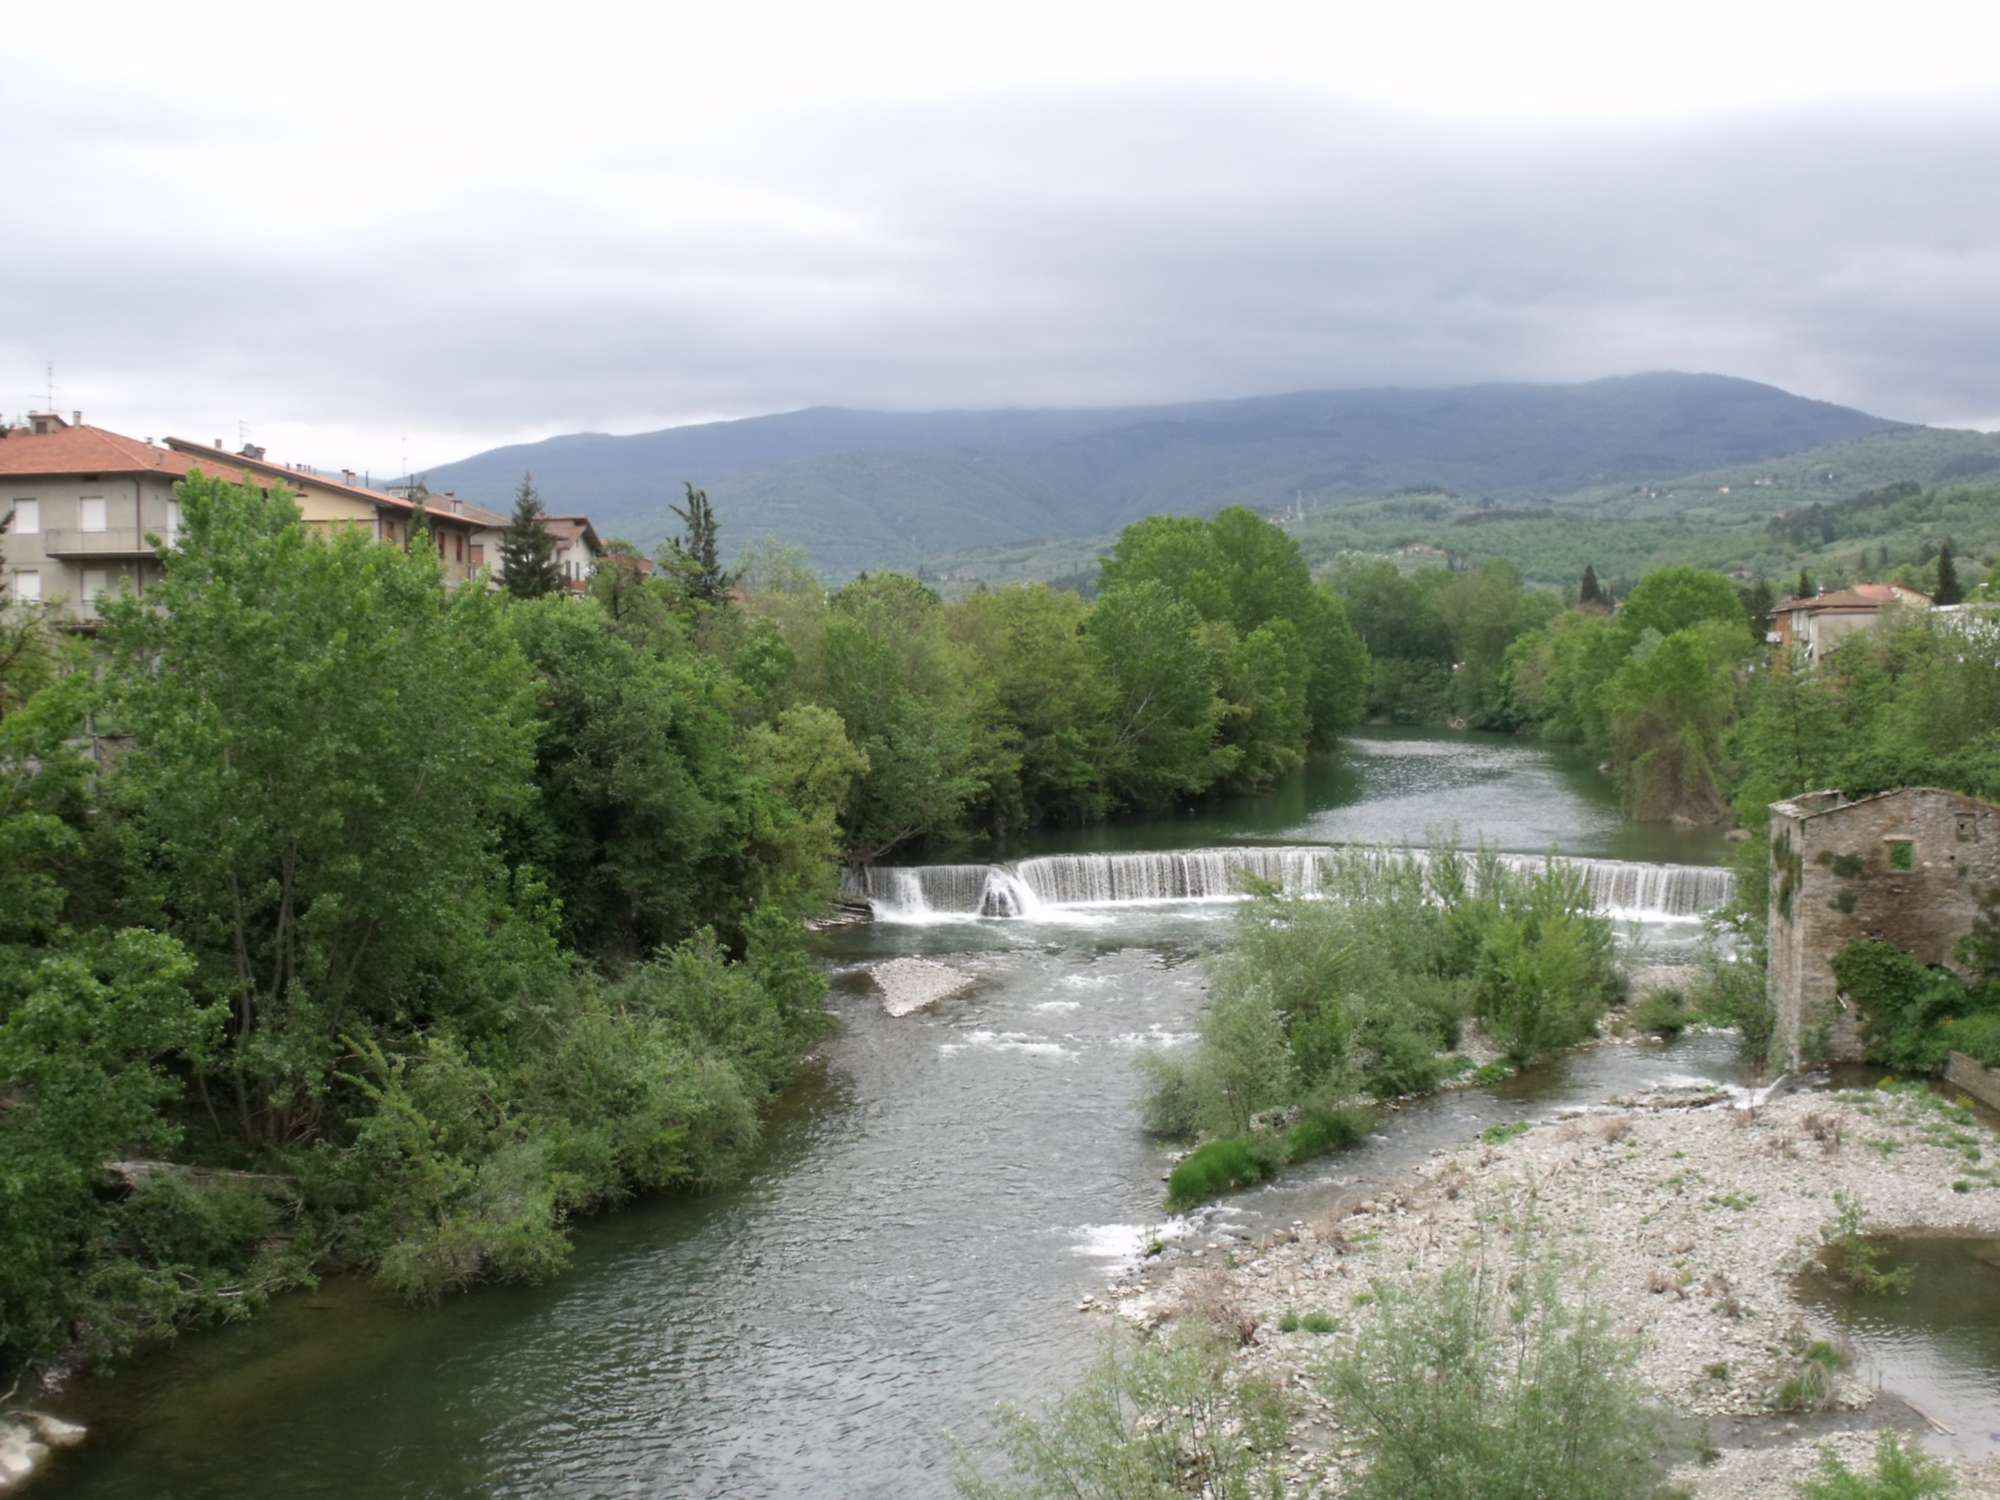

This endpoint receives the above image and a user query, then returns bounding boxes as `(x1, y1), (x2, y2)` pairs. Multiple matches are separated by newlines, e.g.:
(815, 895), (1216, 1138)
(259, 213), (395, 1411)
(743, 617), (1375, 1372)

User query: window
(81, 570), (108, 619)
(164, 500), (182, 547)
(13, 570), (39, 603)
(12, 500), (38, 535)
(1888, 839), (1914, 872)
(79, 497), (107, 532)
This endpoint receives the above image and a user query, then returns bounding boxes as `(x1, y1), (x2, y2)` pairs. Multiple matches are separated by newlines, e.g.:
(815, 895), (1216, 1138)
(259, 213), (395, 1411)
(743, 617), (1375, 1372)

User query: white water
(847, 845), (1734, 924)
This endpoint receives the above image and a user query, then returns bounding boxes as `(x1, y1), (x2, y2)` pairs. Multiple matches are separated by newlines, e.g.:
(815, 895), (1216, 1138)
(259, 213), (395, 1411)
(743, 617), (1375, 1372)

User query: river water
(35, 730), (1746, 1499)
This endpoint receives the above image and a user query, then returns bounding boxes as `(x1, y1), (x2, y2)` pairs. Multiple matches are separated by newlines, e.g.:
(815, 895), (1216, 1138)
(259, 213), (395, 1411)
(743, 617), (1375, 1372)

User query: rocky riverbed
(1099, 1074), (2000, 1497)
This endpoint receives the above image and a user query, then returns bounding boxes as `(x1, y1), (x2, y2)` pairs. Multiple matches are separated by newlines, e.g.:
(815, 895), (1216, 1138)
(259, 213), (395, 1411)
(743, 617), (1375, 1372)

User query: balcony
(41, 528), (166, 559)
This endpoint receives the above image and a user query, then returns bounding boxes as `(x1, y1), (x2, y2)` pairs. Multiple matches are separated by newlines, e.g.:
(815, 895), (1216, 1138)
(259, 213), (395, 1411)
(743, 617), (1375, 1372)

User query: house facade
(1767, 583), (1931, 661)
(0, 417), (239, 620)
(1768, 787), (2000, 1064)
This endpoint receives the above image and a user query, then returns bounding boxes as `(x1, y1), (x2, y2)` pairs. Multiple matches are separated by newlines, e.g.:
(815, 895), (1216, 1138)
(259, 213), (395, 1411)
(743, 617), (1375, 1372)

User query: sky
(5, 0), (2000, 476)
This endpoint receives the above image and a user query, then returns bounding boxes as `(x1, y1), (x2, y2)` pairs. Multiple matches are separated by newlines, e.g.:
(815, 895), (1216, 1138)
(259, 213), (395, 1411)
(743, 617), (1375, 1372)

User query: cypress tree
(500, 473), (562, 599)
(1796, 568), (1814, 600)
(663, 482), (732, 604)
(1578, 563), (1603, 606)
(1935, 540), (1965, 605)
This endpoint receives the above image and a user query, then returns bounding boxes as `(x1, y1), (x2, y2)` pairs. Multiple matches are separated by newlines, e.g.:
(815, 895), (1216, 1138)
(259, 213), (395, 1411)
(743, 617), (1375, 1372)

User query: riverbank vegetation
(1140, 845), (1620, 1208)
(0, 478), (1381, 1388)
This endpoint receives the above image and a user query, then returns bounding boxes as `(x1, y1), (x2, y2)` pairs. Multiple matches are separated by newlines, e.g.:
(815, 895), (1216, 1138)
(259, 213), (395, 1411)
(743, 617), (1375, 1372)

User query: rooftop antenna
(238, 419), (250, 450)
(401, 436), (409, 484)
(44, 361), (54, 412)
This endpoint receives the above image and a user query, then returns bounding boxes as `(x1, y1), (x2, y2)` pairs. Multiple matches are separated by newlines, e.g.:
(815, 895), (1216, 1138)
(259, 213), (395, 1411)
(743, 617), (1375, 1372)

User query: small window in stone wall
(1958, 815), (1980, 842)
(1888, 840), (1914, 872)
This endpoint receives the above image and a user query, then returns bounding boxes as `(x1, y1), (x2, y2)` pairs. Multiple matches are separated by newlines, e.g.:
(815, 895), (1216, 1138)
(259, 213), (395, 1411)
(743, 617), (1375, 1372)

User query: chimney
(72, 411), (81, 427)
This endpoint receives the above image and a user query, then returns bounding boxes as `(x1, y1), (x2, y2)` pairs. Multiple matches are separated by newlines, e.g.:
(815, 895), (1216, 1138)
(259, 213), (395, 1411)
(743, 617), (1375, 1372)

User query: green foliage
(1628, 990), (1692, 1037)
(1817, 1191), (1914, 1296)
(1140, 845), (1614, 1204)
(1768, 1327), (1851, 1413)
(0, 928), (220, 1369)
(1165, 1137), (1280, 1210)
(1283, 1102), (1375, 1162)
(956, 1324), (1292, 1500)
(661, 482), (734, 605)
(100, 474), (542, 1145)
(499, 472), (563, 598)
(1795, 1431), (1958, 1500)
(1315, 1213), (1655, 1500)
(1830, 938), (1992, 1075)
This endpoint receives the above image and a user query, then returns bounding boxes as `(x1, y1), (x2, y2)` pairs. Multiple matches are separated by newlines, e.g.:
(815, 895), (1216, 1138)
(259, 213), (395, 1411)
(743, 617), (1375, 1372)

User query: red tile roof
(1774, 583), (1931, 613)
(0, 424), (243, 482)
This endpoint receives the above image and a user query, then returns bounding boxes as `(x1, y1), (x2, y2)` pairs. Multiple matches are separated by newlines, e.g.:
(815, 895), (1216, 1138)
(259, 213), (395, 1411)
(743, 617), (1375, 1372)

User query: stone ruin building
(1769, 786), (2000, 1065)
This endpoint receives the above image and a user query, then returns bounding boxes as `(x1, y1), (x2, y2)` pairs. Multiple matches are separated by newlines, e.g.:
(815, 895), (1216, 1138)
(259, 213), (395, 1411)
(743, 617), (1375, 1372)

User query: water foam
(850, 846), (1732, 925)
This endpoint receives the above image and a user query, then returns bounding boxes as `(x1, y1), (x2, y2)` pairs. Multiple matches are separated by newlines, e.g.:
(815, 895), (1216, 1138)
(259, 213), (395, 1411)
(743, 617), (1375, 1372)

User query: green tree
(1615, 565), (1749, 643)
(662, 483), (733, 606)
(101, 474), (541, 1145)
(949, 585), (1113, 828)
(816, 573), (990, 859)
(1085, 581), (1235, 806)
(1935, 540), (1964, 605)
(1602, 619), (1753, 821)
(1578, 563), (1603, 605)
(500, 474), (563, 599)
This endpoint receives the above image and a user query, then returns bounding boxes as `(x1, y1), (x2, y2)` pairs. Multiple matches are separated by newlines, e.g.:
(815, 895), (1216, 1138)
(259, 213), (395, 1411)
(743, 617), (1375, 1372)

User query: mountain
(418, 374), (1902, 579)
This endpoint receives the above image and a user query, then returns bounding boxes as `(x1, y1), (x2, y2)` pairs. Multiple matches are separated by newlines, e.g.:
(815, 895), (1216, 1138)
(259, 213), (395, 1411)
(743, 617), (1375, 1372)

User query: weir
(845, 845), (1734, 923)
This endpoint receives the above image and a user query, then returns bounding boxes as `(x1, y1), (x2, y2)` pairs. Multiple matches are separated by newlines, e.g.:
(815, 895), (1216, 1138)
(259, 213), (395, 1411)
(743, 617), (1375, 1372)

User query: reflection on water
(1801, 1238), (2000, 1460)
(976, 727), (1735, 866)
(35, 732), (1743, 1499)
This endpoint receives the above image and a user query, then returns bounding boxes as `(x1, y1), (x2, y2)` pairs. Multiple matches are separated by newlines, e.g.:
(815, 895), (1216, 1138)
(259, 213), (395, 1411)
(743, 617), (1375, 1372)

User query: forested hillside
(418, 374), (1897, 578)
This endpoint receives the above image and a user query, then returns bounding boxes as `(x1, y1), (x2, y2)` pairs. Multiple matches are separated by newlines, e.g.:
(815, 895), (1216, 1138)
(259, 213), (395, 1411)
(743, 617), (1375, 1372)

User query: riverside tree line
(0, 478), (1368, 1383)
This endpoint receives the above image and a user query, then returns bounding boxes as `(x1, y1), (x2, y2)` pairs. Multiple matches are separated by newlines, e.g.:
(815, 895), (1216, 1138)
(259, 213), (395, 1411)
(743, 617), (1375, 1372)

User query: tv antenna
(44, 362), (54, 411)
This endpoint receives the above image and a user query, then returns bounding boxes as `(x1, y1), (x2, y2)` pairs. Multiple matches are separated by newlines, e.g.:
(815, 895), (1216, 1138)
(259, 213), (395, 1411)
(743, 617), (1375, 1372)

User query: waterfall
(850, 845), (1732, 923)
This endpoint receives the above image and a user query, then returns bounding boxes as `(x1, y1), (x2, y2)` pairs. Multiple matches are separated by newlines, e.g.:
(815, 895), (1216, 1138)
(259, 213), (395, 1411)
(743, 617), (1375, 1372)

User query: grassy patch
(1165, 1137), (1281, 1210)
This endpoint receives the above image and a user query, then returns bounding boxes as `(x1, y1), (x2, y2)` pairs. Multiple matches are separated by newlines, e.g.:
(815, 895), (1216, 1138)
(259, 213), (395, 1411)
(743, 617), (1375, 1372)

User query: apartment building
(0, 415), (511, 621)
(544, 515), (603, 593)
(162, 439), (508, 586)
(0, 416), (232, 620)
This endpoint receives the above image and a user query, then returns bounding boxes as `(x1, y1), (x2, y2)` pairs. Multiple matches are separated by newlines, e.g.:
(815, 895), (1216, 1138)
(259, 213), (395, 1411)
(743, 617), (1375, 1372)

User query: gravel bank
(870, 956), (977, 1017)
(1106, 1079), (2000, 1496)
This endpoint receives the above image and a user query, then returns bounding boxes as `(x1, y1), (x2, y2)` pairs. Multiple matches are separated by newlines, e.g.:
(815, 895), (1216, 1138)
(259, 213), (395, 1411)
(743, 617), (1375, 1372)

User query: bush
(956, 1324), (1292, 1500)
(1628, 990), (1692, 1037)
(1942, 1010), (2000, 1068)
(1795, 1429), (1957, 1499)
(1284, 1102), (1375, 1163)
(1831, 937), (1990, 1074)
(1315, 1213), (1655, 1500)
(1165, 1137), (1280, 1210)
(1817, 1191), (1913, 1296)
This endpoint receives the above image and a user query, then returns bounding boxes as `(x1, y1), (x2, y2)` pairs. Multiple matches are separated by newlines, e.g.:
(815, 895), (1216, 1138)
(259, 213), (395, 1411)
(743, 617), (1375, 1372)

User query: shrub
(1628, 989), (1692, 1037)
(1166, 1137), (1279, 1210)
(956, 1324), (1292, 1500)
(1315, 1212), (1655, 1500)
(1818, 1191), (1913, 1296)
(1940, 1010), (2000, 1069)
(1769, 1327), (1850, 1412)
(1284, 1102), (1375, 1163)
(1832, 937), (1989, 1075)
(1795, 1429), (1957, 1499)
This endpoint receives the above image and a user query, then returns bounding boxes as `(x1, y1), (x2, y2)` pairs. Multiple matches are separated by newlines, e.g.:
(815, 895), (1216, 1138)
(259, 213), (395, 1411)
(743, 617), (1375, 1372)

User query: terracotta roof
(163, 438), (489, 527)
(0, 424), (242, 482)
(544, 515), (601, 551)
(1773, 583), (1931, 613)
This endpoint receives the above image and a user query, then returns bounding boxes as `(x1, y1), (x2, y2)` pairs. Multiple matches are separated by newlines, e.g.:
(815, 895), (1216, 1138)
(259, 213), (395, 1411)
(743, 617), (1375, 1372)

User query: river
(33, 729), (1745, 1499)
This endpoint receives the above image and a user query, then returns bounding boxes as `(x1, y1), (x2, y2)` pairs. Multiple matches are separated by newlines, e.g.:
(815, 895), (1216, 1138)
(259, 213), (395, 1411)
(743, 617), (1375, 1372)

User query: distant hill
(917, 423), (2000, 599)
(419, 374), (1902, 578)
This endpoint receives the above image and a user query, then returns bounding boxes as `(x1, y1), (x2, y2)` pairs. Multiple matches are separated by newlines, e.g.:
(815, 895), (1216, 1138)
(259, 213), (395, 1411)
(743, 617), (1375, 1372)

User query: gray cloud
(5, 82), (1999, 462)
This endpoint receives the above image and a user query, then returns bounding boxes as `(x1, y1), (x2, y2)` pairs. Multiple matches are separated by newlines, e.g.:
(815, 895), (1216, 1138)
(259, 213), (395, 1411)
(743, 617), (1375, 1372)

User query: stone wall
(1768, 787), (2000, 1065)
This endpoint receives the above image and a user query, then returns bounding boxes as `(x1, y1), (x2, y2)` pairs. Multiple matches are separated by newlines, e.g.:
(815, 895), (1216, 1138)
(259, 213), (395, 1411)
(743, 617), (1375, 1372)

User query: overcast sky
(5, 0), (2000, 475)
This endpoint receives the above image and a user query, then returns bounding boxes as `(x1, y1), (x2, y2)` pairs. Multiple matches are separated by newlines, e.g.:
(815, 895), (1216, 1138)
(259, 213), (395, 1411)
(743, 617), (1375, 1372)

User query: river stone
(872, 957), (977, 1017)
